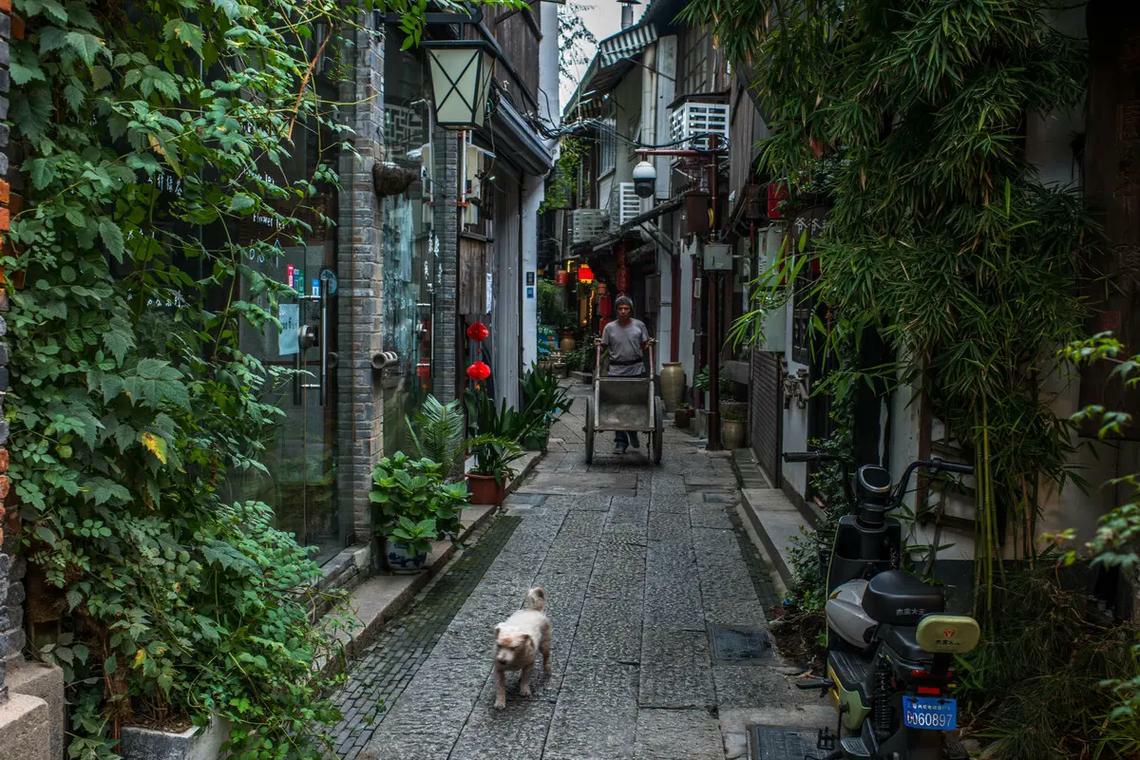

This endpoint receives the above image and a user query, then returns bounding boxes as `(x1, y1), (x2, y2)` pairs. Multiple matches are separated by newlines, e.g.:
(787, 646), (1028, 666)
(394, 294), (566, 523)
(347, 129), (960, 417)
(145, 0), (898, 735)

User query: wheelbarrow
(584, 339), (664, 465)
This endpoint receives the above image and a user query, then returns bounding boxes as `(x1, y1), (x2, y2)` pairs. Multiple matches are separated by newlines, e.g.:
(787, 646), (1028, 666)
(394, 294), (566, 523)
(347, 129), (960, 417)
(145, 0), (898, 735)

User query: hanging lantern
(598, 293), (613, 318)
(577, 262), (595, 284)
(466, 360), (491, 381)
(555, 270), (570, 287)
(466, 321), (490, 342)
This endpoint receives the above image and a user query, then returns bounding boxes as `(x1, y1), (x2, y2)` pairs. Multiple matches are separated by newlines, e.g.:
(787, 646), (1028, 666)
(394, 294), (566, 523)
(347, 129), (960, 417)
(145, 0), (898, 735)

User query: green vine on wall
(3, 0), (507, 756)
(539, 135), (585, 213)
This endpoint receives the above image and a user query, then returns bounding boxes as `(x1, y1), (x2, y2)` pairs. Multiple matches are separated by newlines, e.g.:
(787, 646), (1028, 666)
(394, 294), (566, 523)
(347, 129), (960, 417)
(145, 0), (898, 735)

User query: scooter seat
(862, 570), (944, 625)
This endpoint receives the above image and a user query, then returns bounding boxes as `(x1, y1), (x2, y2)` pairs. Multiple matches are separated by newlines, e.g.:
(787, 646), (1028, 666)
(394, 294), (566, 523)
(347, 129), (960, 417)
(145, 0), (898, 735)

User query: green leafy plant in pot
(463, 385), (532, 504)
(520, 364), (573, 451)
(370, 453), (469, 573)
(465, 435), (527, 505)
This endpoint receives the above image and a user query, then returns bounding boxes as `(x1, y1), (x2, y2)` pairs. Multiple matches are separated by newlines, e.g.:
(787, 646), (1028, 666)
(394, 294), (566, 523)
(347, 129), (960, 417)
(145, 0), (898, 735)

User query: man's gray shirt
(602, 318), (650, 376)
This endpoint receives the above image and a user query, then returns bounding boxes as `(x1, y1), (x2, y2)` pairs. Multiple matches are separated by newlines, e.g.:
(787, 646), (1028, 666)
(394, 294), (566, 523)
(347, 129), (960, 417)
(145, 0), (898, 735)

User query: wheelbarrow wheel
(585, 398), (594, 464)
(652, 397), (664, 465)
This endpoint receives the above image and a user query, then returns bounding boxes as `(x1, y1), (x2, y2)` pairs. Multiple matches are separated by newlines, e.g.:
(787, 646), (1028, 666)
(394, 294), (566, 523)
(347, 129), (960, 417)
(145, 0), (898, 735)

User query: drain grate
(708, 623), (771, 662)
(749, 726), (819, 760)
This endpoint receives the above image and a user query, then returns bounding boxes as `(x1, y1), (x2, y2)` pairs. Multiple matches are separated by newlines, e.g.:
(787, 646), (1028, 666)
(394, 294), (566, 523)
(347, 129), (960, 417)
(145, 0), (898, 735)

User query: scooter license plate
(902, 696), (958, 730)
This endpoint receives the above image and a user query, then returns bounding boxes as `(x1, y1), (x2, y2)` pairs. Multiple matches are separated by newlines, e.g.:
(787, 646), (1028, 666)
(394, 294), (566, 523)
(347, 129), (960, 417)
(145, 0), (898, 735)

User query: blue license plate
(902, 695), (957, 731)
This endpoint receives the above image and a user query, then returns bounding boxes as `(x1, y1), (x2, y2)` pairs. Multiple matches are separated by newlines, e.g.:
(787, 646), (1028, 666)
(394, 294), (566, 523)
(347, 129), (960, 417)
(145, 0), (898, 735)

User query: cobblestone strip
(328, 515), (522, 759)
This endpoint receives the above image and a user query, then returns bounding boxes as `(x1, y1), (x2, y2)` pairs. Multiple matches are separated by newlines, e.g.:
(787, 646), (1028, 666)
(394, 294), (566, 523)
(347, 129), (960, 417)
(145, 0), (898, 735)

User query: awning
(598, 23), (658, 68)
(485, 95), (554, 176)
(563, 23), (658, 120)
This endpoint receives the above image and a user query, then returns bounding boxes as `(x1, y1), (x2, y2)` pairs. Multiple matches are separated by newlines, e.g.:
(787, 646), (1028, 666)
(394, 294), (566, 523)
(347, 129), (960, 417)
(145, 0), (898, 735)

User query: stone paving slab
(644, 541), (705, 629)
(638, 626), (717, 709)
(634, 708), (724, 760)
(647, 507), (692, 542)
(542, 663), (640, 760)
(517, 471), (637, 495)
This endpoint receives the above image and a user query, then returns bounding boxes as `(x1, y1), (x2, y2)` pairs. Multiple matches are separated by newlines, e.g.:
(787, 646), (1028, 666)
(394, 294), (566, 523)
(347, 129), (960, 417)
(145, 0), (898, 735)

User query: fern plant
(405, 395), (466, 477)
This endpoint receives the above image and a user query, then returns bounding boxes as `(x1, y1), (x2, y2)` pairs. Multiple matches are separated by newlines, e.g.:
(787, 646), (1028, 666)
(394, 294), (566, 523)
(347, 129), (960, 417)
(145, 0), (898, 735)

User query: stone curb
(730, 449), (809, 590)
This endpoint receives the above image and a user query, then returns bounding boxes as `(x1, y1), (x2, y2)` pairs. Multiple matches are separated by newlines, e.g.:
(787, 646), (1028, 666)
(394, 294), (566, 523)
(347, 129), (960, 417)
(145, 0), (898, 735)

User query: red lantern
(466, 360), (491, 382)
(577, 263), (595, 284)
(555, 270), (570, 287)
(466, 321), (489, 342)
(597, 289), (615, 316)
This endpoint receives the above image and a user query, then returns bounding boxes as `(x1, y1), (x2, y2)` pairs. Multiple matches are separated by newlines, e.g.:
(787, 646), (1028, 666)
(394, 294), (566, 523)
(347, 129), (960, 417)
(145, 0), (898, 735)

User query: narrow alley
(328, 383), (830, 759)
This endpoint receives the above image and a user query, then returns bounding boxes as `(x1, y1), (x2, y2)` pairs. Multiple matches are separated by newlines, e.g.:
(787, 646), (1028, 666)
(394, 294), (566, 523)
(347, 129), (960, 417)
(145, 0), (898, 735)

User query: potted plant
(462, 380), (538, 504)
(465, 436), (526, 505)
(405, 394), (465, 478)
(370, 453), (468, 573)
(520, 364), (573, 451)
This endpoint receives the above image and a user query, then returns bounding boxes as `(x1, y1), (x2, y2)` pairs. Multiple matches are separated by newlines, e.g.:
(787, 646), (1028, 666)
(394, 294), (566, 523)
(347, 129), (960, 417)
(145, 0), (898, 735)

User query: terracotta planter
(660, 362), (684, 411)
(674, 409), (693, 429)
(466, 473), (506, 505)
(560, 335), (577, 354)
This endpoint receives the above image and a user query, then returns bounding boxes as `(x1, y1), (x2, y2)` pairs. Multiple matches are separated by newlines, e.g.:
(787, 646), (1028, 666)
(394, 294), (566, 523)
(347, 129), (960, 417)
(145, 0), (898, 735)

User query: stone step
(740, 488), (811, 589)
(0, 692), (51, 760)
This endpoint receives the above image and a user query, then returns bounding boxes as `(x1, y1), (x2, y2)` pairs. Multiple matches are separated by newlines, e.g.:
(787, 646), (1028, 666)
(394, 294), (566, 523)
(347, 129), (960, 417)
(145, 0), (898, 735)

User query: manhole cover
(708, 624), (771, 662)
(749, 726), (818, 760)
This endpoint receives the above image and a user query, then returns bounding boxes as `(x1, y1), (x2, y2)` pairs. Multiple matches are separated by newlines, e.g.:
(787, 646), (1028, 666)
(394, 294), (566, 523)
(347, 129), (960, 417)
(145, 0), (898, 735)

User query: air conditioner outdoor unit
(570, 209), (608, 246)
(670, 101), (730, 150)
(463, 144), (493, 225)
(618, 182), (641, 226)
(608, 182), (642, 231)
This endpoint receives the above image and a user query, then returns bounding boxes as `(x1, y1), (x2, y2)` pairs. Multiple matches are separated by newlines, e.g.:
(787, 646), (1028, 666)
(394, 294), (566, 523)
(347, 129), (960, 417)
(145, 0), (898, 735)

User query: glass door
(233, 243), (341, 563)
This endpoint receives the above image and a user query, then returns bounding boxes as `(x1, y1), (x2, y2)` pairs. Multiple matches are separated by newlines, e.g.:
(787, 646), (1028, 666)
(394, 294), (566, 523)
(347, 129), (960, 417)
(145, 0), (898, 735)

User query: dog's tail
(524, 586), (546, 612)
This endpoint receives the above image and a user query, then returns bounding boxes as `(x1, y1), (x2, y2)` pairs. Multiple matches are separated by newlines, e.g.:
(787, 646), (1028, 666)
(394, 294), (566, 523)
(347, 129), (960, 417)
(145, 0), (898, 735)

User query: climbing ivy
(539, 135), (585, 213)
(6, 0), (517, 757)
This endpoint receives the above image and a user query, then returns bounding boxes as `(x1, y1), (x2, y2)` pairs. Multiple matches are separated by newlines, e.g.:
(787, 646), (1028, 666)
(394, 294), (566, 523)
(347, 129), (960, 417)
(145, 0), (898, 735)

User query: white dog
(492, 587), (552, 709)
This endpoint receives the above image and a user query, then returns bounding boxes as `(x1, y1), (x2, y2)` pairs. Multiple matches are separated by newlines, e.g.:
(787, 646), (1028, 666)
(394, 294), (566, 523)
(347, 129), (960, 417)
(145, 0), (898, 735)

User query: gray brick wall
(335, 18), (387, 545)
(432, 129), (459, 402)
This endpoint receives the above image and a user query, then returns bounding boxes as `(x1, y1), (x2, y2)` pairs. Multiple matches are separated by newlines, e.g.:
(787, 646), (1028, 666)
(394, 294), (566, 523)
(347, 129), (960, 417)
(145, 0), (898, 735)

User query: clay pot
(660, 362), (684, 411)
(560, 334), (577, 354)
(466, 473), (506, 505)
(721, 419), (746, 450)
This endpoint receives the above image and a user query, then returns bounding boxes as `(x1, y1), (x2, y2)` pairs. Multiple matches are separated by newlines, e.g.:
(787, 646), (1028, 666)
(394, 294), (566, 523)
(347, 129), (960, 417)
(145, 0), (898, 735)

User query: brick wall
(0, 0), (13, 702)
(335, 18), (387, 545)
(432, 129), (459, 402)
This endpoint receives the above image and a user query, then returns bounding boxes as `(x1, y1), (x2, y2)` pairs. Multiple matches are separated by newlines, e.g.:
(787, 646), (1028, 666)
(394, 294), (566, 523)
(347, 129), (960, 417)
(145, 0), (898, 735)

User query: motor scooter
(784, 451), (980, 760)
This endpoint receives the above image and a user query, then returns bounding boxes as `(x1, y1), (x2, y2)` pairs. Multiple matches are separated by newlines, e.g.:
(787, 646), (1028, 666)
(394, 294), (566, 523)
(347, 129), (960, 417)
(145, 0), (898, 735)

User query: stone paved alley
(328, 383), (831, 759)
